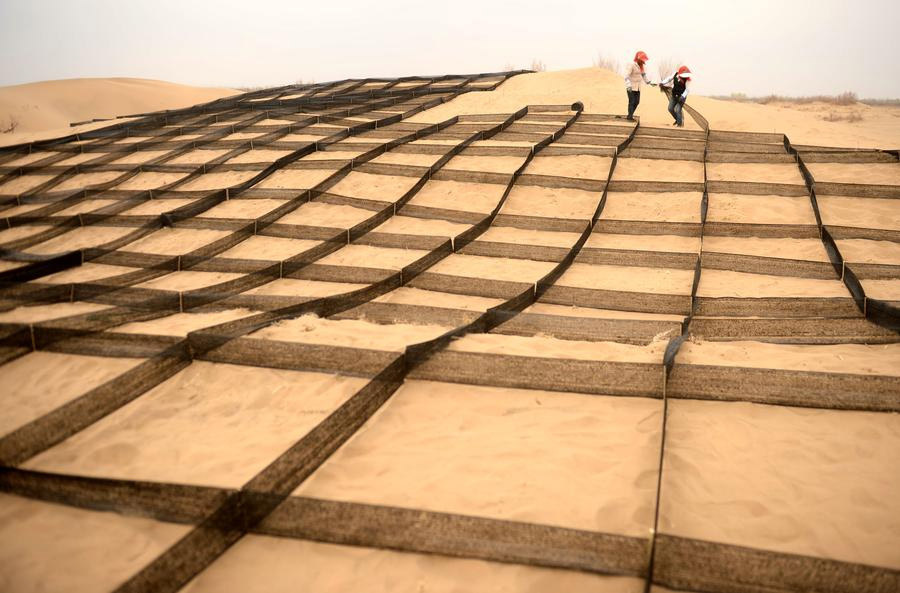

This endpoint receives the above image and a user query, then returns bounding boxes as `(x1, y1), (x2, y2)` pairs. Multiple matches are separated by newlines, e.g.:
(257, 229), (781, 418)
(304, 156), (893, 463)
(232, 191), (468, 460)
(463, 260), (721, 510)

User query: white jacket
(624, 62), (651, 91)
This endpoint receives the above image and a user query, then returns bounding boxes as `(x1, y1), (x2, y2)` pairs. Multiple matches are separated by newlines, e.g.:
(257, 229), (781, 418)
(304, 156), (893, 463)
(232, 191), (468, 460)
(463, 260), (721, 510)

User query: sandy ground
(110, 308), (257, 336)
(477, 226), (581, 247)
(407, 180), (505, 213)
(0, 225), (53, 245)
(428, 253), (556, 282)
(252, 315), (451, 351)
(176, 171), (260, 191)
(501, 185), (599, 219)
(0, 301), (111, 324)
(0, 494), (190, 593)
(372, 287), (503, 311)
(120, 198), (197, 215)
(136, 270), (243, 292)
(3, 151), (60, 166)
(317, 244), (429, 269)
(602, 192), (701, 223)
(409, 68), (900, 149)
(697, 269), (849, 298)
(1, 351), (143, 438)
(53, 199), (117, 215)
(255, 168), (338, 190)
(447, 333), (667, 363)
(115, 172), (188, 190)
(861, 278), (900, 301)
(585, 233), (700, 253)
(707, 194), (815, 225)
(804, 162), (900, 185)
(197, 198), (287, 219)
(225, 149), (293, 164)
(557, 263), (694, 295)
(444, 155), (526, 174)
(25, 226), (136, 255)
(277, 202), (371, 227)
(0, 174), (57, 194)
(121, 228), (232, 255)
(817, 196), (900, 230)
(525, 155), (613, 180)
(613, 158), (704, 183)
(836, 239), (900, 264)
(678, 341), (900, 375)
(218, 235), (322, 260)
(326, 172), (420, 202)
(243, 278), (365, 298)
(661, 399), (900, 568)
(369, 151), (443, 167)
(524, 302), (684, 322)
(0, 78), (238, 146)
(702, 237), (830, 261)
(39, 262), (137, 284)
(111, 150), (172, 165)
(52, 171), (124, 192)
(24, 362), (365, 488)
(372, 215), (470, 237)
(166, 149), (232, 165)
(706, 163), (805, 184)
(296, 380), (661, 534)
(180, 535), (643, 593)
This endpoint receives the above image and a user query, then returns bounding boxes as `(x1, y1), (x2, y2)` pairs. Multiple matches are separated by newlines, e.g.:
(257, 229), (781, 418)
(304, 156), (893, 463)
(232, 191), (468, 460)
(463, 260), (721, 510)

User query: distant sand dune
(0, 77), (239, 146)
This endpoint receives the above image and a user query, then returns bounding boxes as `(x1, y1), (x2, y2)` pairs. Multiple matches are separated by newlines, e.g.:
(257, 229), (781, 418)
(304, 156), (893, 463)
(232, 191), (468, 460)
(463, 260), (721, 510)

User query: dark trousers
(626, 89), (640, 118)
(668, 95), (684, 126)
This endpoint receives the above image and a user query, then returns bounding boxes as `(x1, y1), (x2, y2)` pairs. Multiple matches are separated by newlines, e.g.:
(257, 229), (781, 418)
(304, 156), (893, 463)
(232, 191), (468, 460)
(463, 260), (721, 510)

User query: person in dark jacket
(660, 65), (692, 127)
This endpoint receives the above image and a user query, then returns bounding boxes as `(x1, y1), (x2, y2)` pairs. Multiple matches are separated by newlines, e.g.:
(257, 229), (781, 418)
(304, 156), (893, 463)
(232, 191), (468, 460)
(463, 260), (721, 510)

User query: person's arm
(642, 71), (653, 85)
(680, 80), (691, 102)
(660, 73), (674, 86)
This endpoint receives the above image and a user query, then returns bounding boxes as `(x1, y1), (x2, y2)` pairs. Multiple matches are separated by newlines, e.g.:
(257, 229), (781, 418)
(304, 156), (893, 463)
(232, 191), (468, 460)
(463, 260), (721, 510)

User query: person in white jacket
(660, 66), (692, 127)
(623, 51), (655, 121)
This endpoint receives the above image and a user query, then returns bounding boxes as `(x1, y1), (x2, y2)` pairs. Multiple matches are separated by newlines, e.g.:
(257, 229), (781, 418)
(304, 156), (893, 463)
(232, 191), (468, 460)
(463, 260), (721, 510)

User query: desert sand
(0, 494), (190, 593)
(677, 341), (900, 375)
(602, 192), (701, 223)
(697, 269), (850, 298)
(0, 77), (238, 147)
(427, 253), (556, 282)
(706, 194), (815, 225)
(557, 263), (694, 295)
(110, 308), (257, 336)
(372, 287), (503, 311)
(501, 185), (599, 219)
(702, 237), (830, 261)
(406, 180), (505, 213)
(25, 362), (368, 488)
(1, 351), (143, 438)
(317, 244), (429, 269)
(252, 315), (451, 351)
(180, 535), (642, 593)
(296, 380), (661, 534)
(661, 399), (900, 568)
(2, 65), (899, 591)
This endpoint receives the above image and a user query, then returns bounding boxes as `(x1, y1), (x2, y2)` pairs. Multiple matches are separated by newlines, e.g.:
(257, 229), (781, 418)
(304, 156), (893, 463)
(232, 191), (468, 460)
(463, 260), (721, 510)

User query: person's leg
(674, 100), (684, 126)
(668, 95), (677, 122)
(627, 90), (638, 119)
(633, 90), (641, 116)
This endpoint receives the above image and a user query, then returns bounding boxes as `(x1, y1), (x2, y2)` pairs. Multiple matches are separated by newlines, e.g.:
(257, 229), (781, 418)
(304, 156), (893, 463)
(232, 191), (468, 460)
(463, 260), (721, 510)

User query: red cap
(634, 51), (649, 63)
(677, 65), (692, 78)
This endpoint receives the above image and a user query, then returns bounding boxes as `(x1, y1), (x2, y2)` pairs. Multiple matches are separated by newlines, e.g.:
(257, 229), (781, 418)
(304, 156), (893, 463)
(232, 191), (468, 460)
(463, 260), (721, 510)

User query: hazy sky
(2, 0), (898, 98)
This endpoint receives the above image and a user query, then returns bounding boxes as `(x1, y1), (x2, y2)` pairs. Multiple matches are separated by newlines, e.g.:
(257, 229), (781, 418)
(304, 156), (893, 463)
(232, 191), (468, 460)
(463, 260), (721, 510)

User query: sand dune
(0, 77), (238, 147)
(412, 68), (900, 148)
